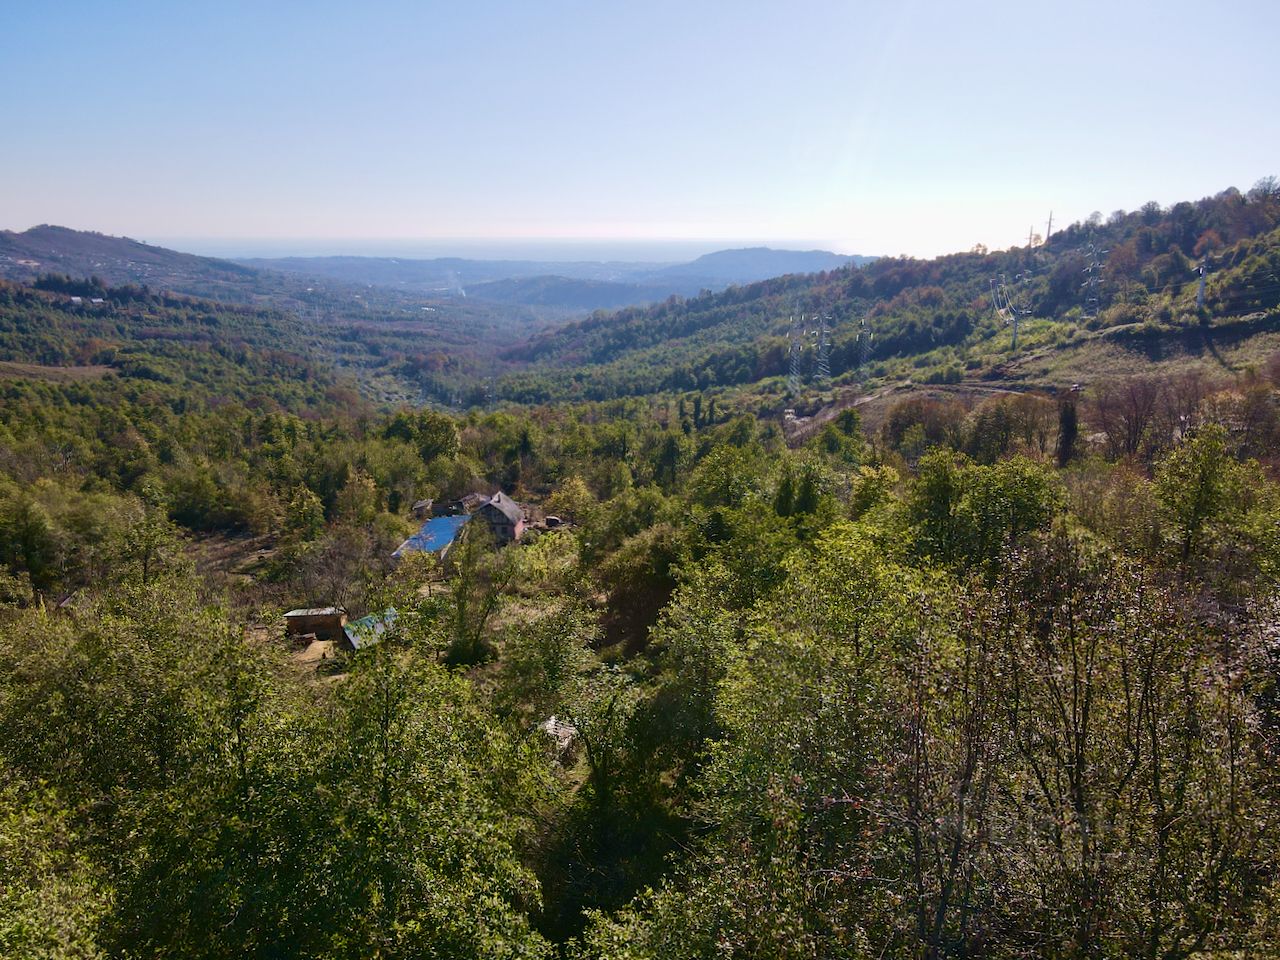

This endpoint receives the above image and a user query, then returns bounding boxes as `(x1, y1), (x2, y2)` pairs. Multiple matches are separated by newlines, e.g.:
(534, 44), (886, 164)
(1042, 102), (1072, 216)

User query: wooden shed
(283, 607), (348, 643)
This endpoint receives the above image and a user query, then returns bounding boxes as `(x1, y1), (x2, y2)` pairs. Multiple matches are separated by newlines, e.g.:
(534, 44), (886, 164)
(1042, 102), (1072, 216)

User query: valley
(6, 3), (1280, 955)
(2, 182), (1280, 959)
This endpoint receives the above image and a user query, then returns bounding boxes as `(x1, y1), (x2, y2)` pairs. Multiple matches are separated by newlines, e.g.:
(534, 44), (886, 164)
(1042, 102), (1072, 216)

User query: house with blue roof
(391, 513), (471, 561)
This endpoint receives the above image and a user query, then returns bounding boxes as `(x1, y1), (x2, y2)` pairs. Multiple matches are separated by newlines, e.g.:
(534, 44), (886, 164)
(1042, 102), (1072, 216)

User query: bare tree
(1090, 377), (1163, 460)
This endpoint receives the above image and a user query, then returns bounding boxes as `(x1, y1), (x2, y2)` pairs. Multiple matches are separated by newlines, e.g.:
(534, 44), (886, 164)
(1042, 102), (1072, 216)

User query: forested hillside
(21, 183), (1279, 417)
(0, 225), (263, 300)
(496, 181), (1280, 403)
(4, 266), (1280, 955)
(0, 279), (346, 408)
(0, 228), (551, 403)
(464, 274), (696, 312)
(3, 184), (1280, 959)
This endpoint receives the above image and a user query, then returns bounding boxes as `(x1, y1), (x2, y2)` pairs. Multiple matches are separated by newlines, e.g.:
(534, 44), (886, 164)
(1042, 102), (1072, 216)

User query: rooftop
(481, 490), (524, 524)
(392, 513), (471, 558)
(344, 608), (398, 650)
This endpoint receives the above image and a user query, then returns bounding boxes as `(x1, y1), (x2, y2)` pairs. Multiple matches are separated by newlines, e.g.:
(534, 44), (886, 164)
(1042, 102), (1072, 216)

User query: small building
(538, 715), (578, 755)
(411, 498), (434, 520)
(476, 491), (526, 544)
(342, 608), (398, 651)
(431, 492), (486, 517)
(283, 607), (347, 643)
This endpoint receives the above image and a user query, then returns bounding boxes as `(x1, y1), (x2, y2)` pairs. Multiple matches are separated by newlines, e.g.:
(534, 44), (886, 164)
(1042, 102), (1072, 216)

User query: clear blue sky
(2, 0), (1276, 258)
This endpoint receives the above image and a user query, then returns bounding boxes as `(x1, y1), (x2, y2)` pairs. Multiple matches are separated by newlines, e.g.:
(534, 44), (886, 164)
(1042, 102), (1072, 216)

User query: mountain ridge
(0, 224), (262, 299)
(8, 183), (1278, 413)
(1, 225), (875, 316)
(237, 246), (875, 311)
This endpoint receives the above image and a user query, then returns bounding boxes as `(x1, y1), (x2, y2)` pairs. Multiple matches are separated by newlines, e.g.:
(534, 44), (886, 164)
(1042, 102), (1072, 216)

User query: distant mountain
(647, 247), (874, 284)
(0, 223), (538, 328)
(0, 225), (264, 302)
(237, 255), (673, 294)
(0, 227), (871, 317)
(240, 246), (875, 312)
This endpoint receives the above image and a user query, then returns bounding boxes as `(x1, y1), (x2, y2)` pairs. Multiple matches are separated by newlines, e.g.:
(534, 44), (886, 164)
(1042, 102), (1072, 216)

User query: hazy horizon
(3, 1), (1277, 259)
(143, 236), (860, 263)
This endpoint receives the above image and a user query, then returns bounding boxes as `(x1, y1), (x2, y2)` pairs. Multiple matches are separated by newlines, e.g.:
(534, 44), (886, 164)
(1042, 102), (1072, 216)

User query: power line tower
(787, 311), (805, 396)
(1196, 255), (1208, 310)
(856, 316), (873, 379)
(1081, 241), (1108, 320)
(991, 272), (1033, 350)
(990, 277), (1012, 347)
(815, 314), (831, 386)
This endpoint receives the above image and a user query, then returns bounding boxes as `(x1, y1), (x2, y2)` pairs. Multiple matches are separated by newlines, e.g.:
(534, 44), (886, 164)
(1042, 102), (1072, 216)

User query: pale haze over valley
(3, 0), (1277, 259)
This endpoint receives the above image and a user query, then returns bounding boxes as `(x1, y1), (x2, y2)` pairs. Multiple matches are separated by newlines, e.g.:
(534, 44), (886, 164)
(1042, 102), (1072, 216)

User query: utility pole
(1197, 256), (1208, 310)
(1045, 211), (1053, 244)
(991, 276), (1010, 346)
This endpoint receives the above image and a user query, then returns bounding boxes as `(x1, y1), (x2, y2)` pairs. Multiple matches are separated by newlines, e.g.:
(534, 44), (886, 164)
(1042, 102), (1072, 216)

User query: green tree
(0, 779), (105, 960)
(498, 599), (598, 725)
(545, 475), (599, 527)
(335, 467), (380, 524)
(0, 485), (60, 595)
(283, 485), (326, 540)
(1154, 423), (1244, 564)
(322, 647), (550, 959)
(442, 527), (516, 665)
(117, 482), (184, 585)
(567, 667), (641, 812)
(1056, 396), (1078, 467)
(908, 448), (968, 563)
(910, 452), (1061, 572)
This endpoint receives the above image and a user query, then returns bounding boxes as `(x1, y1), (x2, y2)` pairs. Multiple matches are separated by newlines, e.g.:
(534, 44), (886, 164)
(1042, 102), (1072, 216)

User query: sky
(2, 0), (1277, 260)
